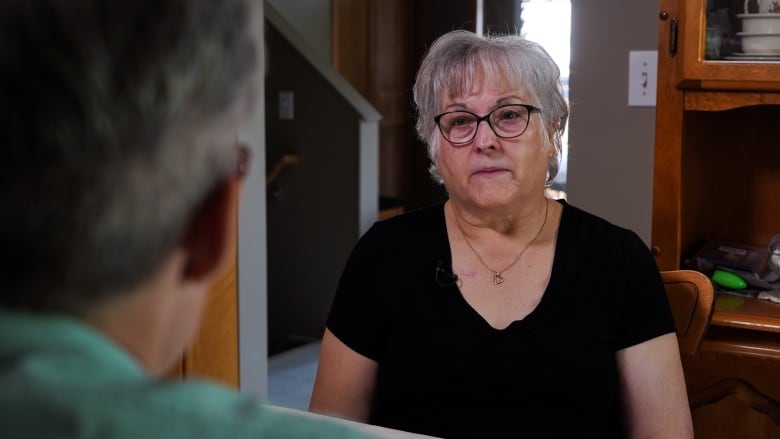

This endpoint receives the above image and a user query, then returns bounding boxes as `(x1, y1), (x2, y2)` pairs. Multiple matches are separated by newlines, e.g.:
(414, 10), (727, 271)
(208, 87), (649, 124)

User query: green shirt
(0, 311), (367, 438)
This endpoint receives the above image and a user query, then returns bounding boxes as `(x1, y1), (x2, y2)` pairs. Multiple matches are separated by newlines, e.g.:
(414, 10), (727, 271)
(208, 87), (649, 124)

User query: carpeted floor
(267, 341), (321, 410)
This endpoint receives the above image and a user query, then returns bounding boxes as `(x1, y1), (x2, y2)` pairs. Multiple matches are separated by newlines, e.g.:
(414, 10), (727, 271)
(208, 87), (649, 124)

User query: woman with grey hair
(311, 30), (693, 438)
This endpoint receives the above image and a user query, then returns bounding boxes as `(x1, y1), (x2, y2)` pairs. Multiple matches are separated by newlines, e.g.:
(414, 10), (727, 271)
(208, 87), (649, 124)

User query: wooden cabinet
(653, 0), (780, 271)
(653, 1), (780, 436)
(685, 300), (780, 437)
(167, 253), (239, 387)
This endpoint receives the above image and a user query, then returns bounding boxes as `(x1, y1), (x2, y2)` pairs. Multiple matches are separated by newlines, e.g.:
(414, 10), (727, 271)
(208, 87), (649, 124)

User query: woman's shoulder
(369, 202), (445, 235)
(560, 199), (634, 235)
(353, 201), (446, 255)
(558, 199), (644, 249)
(348, 201), (447, 271)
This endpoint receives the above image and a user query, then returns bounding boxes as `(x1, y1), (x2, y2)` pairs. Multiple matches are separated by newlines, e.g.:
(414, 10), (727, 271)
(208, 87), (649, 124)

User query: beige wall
(566, 1), (659, 244)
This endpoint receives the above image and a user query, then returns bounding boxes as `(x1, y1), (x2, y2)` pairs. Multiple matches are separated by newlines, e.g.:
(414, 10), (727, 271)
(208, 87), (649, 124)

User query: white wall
(566, 0), (658, 244)
(238, 0), (268, 398)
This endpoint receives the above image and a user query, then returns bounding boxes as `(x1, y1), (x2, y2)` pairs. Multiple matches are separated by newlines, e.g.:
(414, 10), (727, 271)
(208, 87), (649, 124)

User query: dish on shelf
(737, 32), (780, 54)
(738, 15), (780, 34)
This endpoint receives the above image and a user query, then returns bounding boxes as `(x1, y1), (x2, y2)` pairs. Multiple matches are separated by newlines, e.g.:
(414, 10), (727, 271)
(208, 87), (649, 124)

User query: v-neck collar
(436, 199), (570, 332)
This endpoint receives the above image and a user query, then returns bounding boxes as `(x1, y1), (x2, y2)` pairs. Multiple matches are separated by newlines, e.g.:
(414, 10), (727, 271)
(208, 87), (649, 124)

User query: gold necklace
(458, 198), (549, 285)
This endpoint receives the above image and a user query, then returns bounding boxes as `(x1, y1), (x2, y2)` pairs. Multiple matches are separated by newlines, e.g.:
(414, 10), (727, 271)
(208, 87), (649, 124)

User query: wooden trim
(651, 0), (684, 270)
(712, 296), (780, 334)
(689, 378), (780, 424)
(181, 260), (239, 387)
(331, 0), (369, 96)
(684, 90), (780, 111)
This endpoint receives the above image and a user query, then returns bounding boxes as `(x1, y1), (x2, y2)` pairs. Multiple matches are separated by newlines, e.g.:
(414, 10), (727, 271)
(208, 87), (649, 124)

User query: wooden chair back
(661, 270), (716, 355)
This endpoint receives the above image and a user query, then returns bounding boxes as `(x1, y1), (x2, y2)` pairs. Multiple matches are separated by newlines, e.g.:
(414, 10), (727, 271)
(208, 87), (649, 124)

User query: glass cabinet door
(670, 0), (780, 87)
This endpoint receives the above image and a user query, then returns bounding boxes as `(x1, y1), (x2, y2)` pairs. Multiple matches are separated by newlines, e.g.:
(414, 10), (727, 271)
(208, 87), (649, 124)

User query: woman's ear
(547, 122), (559, 158)
(180, 178), (240, 285)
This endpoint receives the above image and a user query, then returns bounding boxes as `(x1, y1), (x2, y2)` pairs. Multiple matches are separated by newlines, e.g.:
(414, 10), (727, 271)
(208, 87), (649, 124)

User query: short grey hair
(0, 0), (257, 312)
(413, 30), (568, 185)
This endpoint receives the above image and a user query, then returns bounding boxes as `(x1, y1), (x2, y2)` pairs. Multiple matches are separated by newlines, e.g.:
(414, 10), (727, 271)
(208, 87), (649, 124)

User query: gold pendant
(493, 272), (505, 285)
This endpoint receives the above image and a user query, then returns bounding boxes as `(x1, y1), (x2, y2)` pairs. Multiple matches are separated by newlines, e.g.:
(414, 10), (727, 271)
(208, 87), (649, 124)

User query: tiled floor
(267, 342), (321, 411)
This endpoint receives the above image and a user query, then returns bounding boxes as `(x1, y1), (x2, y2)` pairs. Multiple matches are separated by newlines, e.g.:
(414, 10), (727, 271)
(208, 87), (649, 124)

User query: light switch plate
(278, 91), (294, 120)
(628, 51), (658, 107)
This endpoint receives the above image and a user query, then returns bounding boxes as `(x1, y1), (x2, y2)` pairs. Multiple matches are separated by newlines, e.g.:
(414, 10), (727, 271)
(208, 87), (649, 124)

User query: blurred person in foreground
(0, 1), (367, 437)
(310, 30), (693, 439)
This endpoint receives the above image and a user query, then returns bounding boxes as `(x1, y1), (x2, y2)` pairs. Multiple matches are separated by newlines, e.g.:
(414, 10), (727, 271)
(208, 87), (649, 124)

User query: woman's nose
(473, 119), (498, 151)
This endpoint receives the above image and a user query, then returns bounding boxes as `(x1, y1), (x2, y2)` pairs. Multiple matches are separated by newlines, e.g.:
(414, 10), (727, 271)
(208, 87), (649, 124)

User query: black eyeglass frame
(433, 103), (542, 145)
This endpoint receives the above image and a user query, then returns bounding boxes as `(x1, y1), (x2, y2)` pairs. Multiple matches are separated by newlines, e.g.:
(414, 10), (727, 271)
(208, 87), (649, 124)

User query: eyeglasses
(433, 104), (541, 145)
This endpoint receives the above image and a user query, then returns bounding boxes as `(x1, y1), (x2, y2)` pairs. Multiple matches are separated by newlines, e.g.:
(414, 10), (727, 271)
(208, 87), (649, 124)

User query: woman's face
(435, 68), (553, 212)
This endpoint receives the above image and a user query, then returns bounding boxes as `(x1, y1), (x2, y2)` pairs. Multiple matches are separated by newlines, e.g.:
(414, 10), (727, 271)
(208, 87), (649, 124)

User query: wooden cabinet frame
(653, 1), (780, 436)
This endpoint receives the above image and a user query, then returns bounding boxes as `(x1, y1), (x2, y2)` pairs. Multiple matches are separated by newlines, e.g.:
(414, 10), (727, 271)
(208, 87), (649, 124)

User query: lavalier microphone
(435, 260), (459, 287)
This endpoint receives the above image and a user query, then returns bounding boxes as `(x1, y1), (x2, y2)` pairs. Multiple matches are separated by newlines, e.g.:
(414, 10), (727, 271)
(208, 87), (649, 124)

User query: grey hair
(0, 0), (257, 313)
(413, 30), (568, 186)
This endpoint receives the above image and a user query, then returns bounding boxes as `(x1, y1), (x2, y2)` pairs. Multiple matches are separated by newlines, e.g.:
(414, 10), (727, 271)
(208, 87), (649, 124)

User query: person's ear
(180, 178), (240, 285)
(547, 122), (559, 158)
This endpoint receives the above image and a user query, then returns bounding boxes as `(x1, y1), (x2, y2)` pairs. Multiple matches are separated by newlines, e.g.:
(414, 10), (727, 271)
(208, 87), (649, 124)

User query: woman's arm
(309, 328), (379, 422)
(616, 332), (694, 439)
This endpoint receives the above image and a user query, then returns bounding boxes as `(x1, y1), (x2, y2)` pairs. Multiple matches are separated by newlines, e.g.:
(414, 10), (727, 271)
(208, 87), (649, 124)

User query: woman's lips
(471, 167), (508, 176)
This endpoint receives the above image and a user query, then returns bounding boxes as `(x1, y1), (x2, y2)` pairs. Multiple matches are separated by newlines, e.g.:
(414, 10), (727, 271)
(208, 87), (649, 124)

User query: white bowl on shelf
(738, 13), (780, 34)
(738, 32), (780, 54)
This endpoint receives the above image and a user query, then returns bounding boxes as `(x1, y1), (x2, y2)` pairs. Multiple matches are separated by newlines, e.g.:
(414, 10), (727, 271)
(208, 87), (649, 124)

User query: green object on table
(711, 269), (747, 290)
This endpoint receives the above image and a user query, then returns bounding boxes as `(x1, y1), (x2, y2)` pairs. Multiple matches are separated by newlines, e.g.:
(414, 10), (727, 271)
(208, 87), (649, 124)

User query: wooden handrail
(266, 153), (301, 185)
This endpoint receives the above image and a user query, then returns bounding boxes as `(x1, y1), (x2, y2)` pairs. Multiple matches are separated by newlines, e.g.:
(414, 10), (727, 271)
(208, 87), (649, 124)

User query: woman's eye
(452, 117), (470, 126)
(499, 110), (520, 120)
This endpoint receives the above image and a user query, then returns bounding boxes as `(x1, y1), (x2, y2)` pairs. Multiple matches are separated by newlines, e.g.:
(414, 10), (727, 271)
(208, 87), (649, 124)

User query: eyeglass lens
(437, 105), (532, 144)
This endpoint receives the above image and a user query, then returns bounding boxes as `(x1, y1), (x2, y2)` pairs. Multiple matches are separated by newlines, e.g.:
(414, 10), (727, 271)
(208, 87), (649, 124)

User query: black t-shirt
(326, 200), (676, 439)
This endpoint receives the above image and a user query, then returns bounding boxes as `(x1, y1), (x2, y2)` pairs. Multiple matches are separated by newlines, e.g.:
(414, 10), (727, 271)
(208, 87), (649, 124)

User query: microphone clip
(435, 260), (459, 287)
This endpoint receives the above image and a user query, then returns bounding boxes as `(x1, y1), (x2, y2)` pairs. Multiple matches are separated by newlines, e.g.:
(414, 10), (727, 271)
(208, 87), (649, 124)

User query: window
(477, 0), (571, 199)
